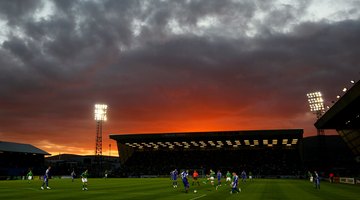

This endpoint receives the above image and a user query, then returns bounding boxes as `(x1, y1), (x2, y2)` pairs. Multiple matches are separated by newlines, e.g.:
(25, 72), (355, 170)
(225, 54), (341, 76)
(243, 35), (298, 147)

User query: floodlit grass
(0, 178), (358, 200)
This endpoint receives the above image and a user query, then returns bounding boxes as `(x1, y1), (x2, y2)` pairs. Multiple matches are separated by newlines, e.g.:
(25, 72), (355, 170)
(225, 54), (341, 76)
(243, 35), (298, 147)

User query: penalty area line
(24, 187), (41, 191)
(189, 194), (207, 200)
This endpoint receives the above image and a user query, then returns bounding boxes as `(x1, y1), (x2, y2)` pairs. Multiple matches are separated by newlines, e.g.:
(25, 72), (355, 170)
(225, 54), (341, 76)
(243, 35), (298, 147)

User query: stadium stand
(110, 129), (304, 178)
(314, 80), (360, 177)
(315, 80), (360, 158)
(302, 135), (357, 177)
(45, 154), (120, 177)
(0, 141), (49, 179)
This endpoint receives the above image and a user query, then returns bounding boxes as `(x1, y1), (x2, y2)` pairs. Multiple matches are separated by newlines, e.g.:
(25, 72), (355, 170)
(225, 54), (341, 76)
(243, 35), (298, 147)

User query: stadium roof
(315, 80), (360, 129)
(0, 141), (50, 155)
(110, 129), (303, 150)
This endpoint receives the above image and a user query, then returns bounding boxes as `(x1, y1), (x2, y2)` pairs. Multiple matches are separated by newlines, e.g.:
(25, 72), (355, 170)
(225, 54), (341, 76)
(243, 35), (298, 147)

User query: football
(194, 190), (197, 193)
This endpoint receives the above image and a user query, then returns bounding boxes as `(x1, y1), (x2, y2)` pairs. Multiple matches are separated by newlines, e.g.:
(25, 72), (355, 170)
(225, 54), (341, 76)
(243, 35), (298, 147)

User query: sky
(0, 0), (360, 156)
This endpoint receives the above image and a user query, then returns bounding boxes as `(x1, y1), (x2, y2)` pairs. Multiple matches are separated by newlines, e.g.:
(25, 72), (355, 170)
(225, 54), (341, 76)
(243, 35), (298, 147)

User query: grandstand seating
(117, 148), (302, 177)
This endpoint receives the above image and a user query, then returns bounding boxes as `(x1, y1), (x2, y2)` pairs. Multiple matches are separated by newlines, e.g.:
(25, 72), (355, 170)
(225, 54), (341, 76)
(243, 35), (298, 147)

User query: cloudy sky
(0, 0), (359, 156)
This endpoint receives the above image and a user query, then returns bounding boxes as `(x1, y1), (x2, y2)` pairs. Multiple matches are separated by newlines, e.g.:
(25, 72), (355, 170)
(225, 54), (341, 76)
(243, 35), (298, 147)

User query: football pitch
(0, 178), (358, 200)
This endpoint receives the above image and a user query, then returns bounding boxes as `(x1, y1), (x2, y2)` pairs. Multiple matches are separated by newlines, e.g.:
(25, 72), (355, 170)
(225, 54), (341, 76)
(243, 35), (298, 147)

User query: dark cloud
(0, 0), (359, 154)
(0, 0), (42, 26)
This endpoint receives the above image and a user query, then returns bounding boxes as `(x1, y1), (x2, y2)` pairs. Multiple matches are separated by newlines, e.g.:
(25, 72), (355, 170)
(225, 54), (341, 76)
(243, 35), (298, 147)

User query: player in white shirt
(41, 166), (51, 190)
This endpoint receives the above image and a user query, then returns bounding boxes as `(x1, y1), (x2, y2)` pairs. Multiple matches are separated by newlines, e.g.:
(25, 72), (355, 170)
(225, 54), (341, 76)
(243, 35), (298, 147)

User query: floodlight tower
(306, 92), (325, 136)
(94, 104), (107, 156)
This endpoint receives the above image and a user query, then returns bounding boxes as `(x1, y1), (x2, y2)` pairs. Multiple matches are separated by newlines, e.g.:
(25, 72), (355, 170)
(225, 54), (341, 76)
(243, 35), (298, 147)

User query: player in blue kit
(230, 172), (241, 194)
(71, 169), (76, 182)
(241, 170), (247, 183)
(181, 170), (190, 193)
(216, 170), (222, 190)
(314, 171), (320, 189)
(41, 166), (51, 190)
(170, 169), (178, 188)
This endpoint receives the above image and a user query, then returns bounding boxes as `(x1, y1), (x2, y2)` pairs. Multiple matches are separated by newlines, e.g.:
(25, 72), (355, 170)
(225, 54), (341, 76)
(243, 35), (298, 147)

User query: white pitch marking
(189, 194), (207, 200)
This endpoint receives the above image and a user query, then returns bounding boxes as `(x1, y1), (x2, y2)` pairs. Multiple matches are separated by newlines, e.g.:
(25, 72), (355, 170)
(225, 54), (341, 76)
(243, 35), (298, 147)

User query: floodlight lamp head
(307, 91), (325, 112)
(94, 104), (107, 121)
(306, 92), (322, 98)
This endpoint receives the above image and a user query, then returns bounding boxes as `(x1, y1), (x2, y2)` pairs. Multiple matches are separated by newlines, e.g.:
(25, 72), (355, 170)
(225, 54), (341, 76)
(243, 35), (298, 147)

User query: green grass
(0, 178), (358, 200)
